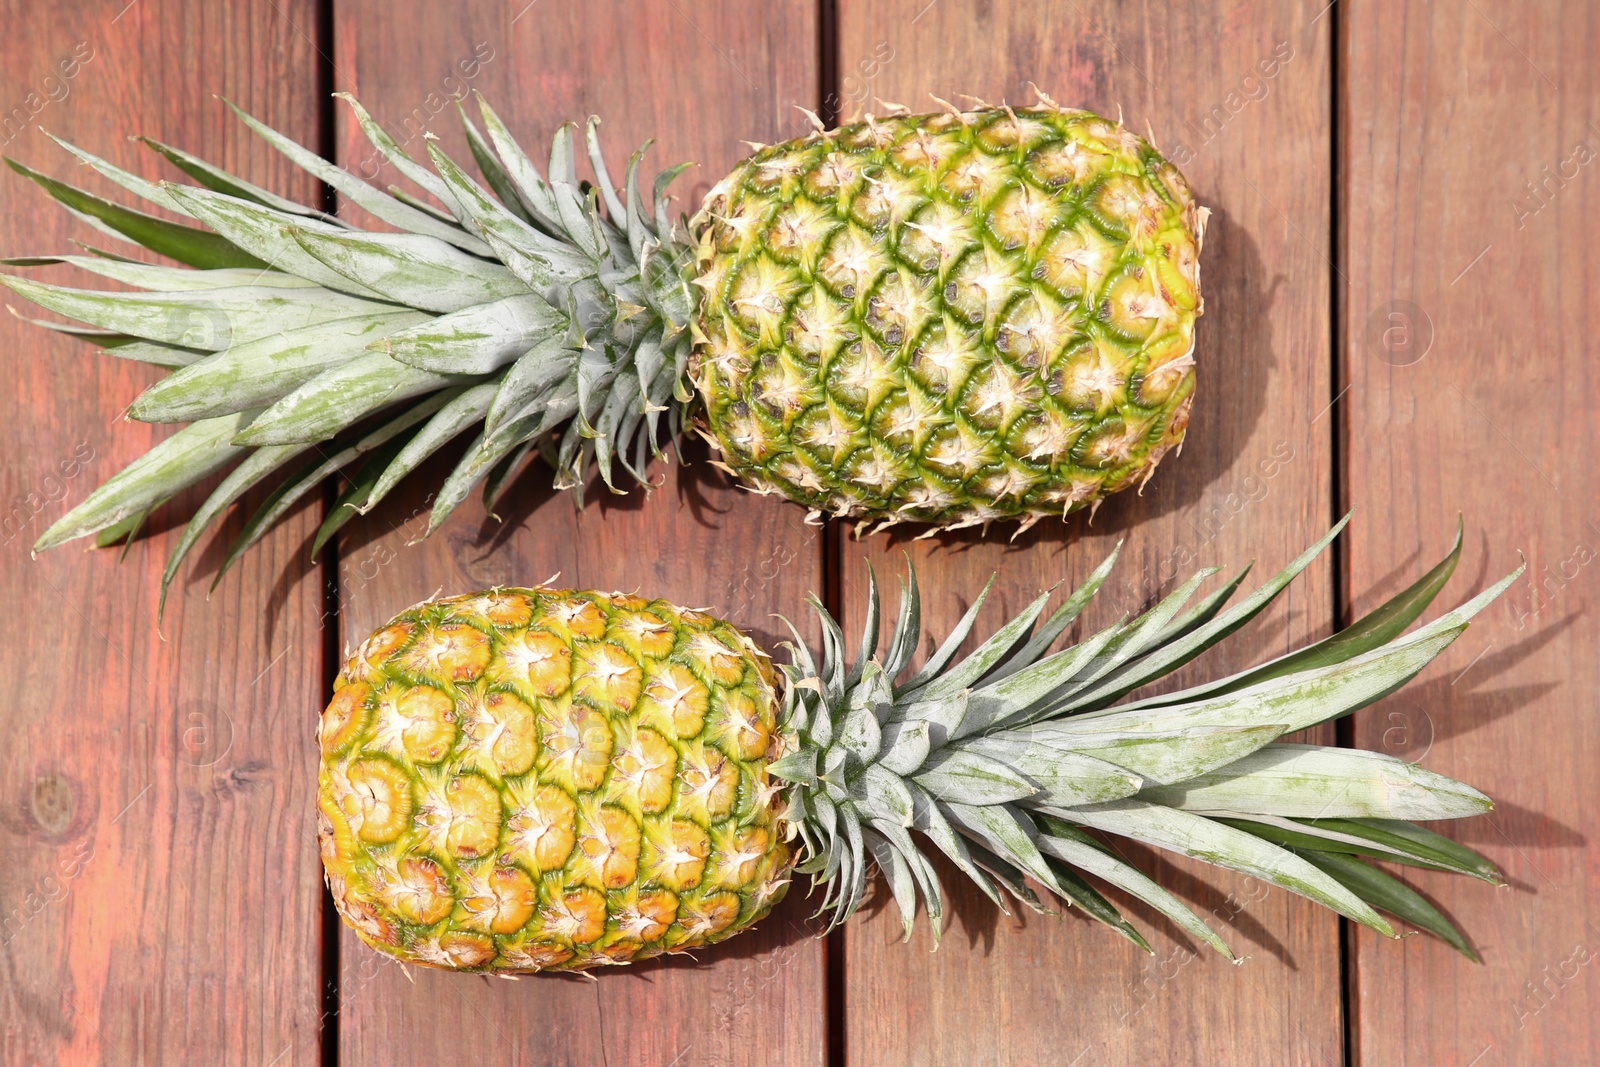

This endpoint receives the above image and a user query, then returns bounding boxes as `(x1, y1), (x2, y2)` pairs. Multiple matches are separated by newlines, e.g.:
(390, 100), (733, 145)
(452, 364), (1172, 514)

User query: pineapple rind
(692, 105), (1206, 531)
(319, 589), (792, 973)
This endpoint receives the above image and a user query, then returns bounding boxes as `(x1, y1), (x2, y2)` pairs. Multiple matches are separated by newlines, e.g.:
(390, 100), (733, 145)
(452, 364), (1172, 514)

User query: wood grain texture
(0, 2), (327, 1064)
(328, 4), (828, 1065)
(5, 2), (1587, 1064)
(835, 2), (1340, 1063)
(1342, 2), (1600, 1064)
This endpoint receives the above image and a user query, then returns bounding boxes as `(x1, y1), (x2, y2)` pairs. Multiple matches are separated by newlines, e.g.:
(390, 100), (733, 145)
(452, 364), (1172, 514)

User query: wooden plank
(836, 2), (1339, 1063)
(329, 3), (827, 1065)
(0, 2), (327, 1064)
(1343, 2), (1600, 1063)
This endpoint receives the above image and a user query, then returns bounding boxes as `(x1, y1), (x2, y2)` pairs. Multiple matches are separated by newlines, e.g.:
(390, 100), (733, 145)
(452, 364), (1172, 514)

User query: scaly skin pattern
(690, 105), (1206, 532)
(318, 589), (792, 972)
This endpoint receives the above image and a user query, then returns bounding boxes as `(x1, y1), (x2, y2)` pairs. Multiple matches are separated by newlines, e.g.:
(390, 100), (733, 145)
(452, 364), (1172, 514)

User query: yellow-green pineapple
(693, 103), (1204, 530)
(320, 589), (790, 970)
(319, 524), (1515, 972)
(6, 91), (1203, 588)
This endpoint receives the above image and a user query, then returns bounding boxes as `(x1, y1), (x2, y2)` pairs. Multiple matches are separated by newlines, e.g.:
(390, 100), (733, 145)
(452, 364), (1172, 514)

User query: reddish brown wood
(6, 1), (1587, 1062)
(1343, 2), (1600, 1063)
(329, 4), (827, 1065)
(835, 2), (1340, 1063)
(0, 3), (327, 1064)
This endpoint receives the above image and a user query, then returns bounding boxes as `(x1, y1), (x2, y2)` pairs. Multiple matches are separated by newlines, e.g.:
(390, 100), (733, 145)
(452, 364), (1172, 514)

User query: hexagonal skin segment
(441, 774), (503, 860)
(367, 683), (457, 765)
(320, 680), (371, 756)
(458, 688), (537, 778)
(339, 757), (414, 844)
(319, 587), (793, 973)
(377, 856), (455, 926)
(671, 890), (742, 949)
(491, 627), (572, 698)
(572, 642), (644, 711)
(343, 620), (415, 684)
(538, 700), (615, 793)
(399, 619), (492, 682)
(572, 801), (642, 891)
(457, 865), (538, 935)
(642, 817), (711, 893)
(610, 726), (678, 815)
(503, 781), (577, 873)
(543, 886), (608, 946)
(638, 662), (710, 739)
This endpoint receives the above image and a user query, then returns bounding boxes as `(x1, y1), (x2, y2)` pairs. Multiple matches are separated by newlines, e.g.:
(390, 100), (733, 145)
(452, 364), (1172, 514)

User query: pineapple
(321, 520), (1517, 972)
(3, 90), (1203, 596)
(322, 589), (792, 969)
(693, 103), (1203, 530)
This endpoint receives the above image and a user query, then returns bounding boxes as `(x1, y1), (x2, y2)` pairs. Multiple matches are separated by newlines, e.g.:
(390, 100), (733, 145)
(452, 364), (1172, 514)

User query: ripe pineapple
(322, 589), (792, 969)
(321, 521), (1517, 972)
(693, 103), (1203, 528)
(4, 90), (1203, 597)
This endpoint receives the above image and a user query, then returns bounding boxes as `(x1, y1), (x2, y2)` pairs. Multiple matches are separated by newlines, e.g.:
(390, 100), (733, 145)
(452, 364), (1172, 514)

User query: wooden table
(1, 1), (1593, 1063)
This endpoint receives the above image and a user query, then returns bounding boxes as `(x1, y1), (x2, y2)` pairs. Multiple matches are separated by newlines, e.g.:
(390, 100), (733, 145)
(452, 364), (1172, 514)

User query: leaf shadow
(1447, 798), (1587, 851)
(1371, 870), (1491, 963)
(1095, 837), (1297, 968)
(1373, 608), (1576, 760)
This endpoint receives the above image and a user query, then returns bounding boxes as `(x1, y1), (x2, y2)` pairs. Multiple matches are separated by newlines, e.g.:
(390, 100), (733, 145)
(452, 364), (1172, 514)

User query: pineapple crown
(767, 517), (1519, 959)
(2, 95), (699, 612)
